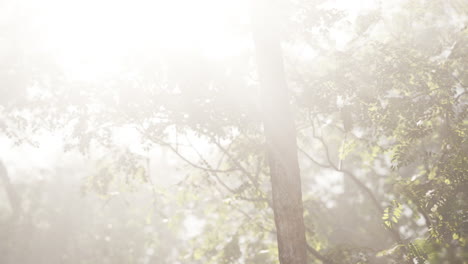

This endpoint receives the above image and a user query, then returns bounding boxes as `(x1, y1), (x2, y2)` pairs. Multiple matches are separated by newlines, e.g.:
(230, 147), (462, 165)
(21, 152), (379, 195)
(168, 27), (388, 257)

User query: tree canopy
(0, 0), (467, 263)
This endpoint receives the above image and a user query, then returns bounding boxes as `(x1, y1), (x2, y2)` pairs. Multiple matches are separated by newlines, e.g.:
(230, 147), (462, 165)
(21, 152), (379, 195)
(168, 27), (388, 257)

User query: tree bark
(0, 160), (20, 222)
(251, 1), (308, 263)
(0, 160), (21, 264)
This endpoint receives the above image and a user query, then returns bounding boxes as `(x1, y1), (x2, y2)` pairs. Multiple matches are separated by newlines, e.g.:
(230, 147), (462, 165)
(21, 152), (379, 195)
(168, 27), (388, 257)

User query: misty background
(1, 0), (467, 263)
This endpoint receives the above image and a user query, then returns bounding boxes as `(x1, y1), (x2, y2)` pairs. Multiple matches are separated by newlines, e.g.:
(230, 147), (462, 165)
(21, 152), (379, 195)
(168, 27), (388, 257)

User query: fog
(1, 0), (467, 263)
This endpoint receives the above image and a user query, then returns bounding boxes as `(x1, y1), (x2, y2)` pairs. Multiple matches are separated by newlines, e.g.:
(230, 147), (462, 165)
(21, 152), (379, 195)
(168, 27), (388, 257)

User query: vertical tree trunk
(251, 1), (308, 264)
(0, 160), (20, 222)
(0, 160), (21, 264)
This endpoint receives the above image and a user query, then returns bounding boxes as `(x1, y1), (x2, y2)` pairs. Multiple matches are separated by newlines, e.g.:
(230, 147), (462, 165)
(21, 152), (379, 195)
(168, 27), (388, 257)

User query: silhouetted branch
(453, 74), (467, 88)
(298, 147), (332, 169)
(138, 127), (237, 174)
(186, 136), (268, 204)
(306, 118), (403, 243)
(306, 244), (335, 264)
(455, 91), (467, 102)
(208, 135), (259, 189)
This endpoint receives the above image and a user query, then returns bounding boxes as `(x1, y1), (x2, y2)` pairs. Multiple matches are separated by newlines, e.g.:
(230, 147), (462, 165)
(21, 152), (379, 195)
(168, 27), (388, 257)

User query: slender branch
(212, 183), (274, 234)
(300, 142), (385, 214)
(303, 225), (335, 264)
(313, 135), (339, 170)
(306, 118), (403, 243)
(306, 244), (335, 264)
(455, 91), (467, 102)
(187, 136), (268, 204)
(453, 74), (467, 88)
(161, 139), (236, 173)
(307, 116), (384, 211)
(208, 135), (259, 188)
(214, 135), (239, 170)
(298, 147), (330, 169)
(138, 127), (236, 174)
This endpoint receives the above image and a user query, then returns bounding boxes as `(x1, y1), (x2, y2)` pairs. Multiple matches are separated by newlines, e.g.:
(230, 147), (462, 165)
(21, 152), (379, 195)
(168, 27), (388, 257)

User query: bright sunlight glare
(31, 0), (249, 81)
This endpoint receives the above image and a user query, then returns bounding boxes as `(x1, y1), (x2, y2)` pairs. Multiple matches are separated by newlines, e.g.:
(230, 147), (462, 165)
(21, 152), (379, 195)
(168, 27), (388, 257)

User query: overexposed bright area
(5, 0), (249, 81)
(1, 0), (466, 263)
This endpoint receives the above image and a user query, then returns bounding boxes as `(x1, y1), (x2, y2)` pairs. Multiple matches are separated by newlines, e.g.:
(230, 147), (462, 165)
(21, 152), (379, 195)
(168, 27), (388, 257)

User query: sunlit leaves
(382, 200), (402, 229)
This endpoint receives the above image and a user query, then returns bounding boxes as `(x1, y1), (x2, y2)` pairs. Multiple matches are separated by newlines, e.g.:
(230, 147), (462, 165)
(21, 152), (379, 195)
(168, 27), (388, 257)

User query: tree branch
(138, 127), (237, 174)
(305, 118), (403, 243)
(306, 244), (335, 264)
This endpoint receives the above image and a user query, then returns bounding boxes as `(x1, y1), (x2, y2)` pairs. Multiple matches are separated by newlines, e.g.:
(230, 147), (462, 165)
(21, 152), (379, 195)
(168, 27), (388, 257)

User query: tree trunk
(0, 160), (20, 222)
(251, 1), (308, 264)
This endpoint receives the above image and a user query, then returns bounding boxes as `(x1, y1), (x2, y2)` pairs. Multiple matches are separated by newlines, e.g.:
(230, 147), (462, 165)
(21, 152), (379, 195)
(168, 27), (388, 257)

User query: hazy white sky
(1, 0), (379, 81)
(28, 0), (250, 81)
(0, 0), (379, 179)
